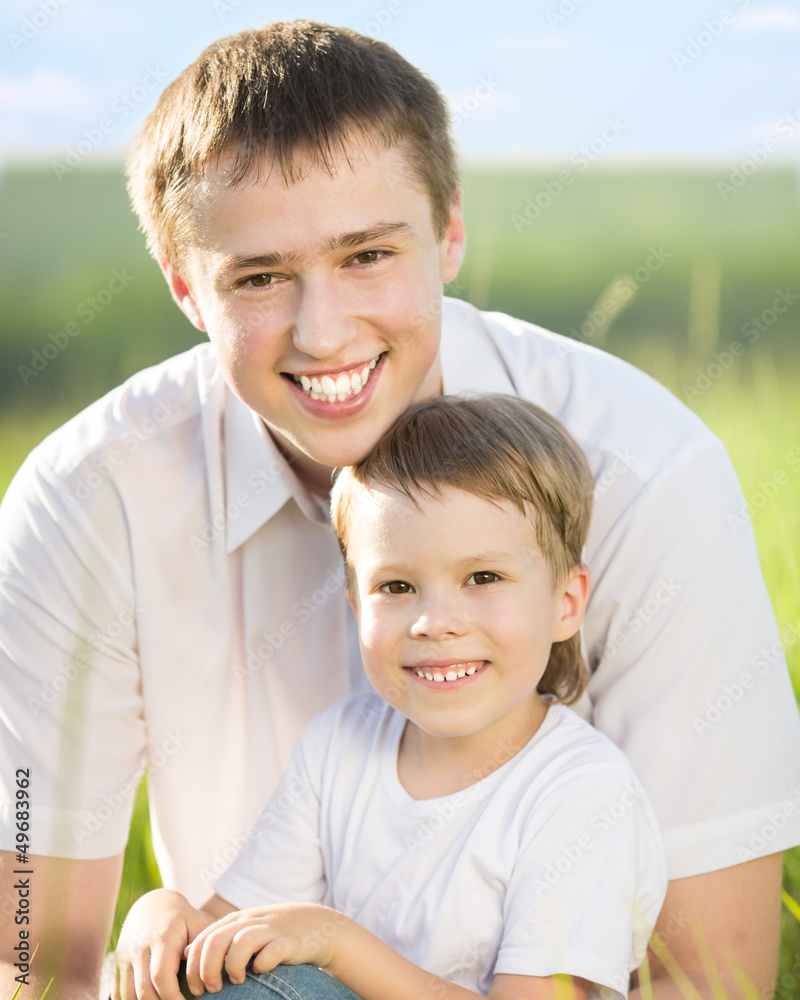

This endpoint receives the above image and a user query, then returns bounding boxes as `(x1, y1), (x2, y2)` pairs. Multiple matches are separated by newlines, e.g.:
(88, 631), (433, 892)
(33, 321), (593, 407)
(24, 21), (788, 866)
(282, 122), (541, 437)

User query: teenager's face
(164, 138), (465, 490)
(345, 484), (588, 751)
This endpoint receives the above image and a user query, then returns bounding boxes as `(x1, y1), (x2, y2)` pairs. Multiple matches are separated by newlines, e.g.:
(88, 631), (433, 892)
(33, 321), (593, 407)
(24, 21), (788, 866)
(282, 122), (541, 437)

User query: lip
(283, 352), (385, 420)
(287, 355), (382, 380)
(404, 660), (488, 691)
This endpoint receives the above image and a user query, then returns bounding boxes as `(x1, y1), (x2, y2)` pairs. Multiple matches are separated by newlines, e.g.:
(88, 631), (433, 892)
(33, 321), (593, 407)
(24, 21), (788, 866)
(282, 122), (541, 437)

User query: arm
(631, 853), (783, 1000)
(112, 890), (236, 1000)
(184, 903), (593, 1000)
(0, 851), (122, 1000)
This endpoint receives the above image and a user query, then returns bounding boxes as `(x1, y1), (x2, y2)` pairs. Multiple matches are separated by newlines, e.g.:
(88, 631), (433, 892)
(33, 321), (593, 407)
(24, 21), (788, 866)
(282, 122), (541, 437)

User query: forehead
(343, 483), (539, 562)
(185, 136), (434, 256)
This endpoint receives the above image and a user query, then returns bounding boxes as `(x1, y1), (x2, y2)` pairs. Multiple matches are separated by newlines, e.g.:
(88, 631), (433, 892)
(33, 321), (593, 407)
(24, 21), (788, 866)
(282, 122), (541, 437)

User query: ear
(440, 189), (466, 285)
(159, 256), (207, 332)
(552, 564), (591, 643)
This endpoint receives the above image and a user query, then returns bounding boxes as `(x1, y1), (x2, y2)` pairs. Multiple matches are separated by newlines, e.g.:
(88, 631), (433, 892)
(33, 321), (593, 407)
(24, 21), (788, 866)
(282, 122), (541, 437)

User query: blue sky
(1, 0), (799, 164)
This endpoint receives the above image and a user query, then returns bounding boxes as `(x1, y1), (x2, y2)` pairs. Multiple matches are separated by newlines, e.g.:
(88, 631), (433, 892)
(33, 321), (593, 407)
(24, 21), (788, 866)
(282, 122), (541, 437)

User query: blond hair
(330, 394), (594, 705)
(126, 20), (459, 264)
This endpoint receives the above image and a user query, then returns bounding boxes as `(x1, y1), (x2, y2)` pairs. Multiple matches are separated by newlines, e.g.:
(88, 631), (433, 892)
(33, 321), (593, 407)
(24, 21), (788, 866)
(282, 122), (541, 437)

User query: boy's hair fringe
(125, 20), (460, 264)
(330, 394), (595, 705)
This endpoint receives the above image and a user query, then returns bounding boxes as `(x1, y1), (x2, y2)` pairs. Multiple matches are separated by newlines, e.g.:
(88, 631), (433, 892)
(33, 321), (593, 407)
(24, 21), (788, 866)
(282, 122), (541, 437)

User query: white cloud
(0, 68), (96, 115)
(732, 3), (800, 31)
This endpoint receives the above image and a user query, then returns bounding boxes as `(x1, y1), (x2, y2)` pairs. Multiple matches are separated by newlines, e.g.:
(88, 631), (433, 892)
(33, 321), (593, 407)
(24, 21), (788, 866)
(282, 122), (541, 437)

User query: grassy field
(1, 160), (799, 987)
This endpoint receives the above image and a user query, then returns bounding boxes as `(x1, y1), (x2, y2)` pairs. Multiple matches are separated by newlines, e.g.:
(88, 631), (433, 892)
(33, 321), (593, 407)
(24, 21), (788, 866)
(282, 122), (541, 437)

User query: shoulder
(298, 692), (392, 753)
(30, 344), (222, 481)
(532, 704), (640, 783)
(441, 297), (721, 479)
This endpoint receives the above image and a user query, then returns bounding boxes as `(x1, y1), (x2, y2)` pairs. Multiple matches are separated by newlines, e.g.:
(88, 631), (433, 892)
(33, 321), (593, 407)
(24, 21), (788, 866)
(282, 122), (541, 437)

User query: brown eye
(380, 581), (412, 594)
(248, 274), (272, 287)
(355, 251), (380, 264)
(468, 572), (499, 586)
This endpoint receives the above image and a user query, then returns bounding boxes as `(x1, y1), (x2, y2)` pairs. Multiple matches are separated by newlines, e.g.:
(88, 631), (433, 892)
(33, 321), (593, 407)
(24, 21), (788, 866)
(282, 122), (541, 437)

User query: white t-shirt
(1, 299), (798, 903)
(215, 693), (668, 1000)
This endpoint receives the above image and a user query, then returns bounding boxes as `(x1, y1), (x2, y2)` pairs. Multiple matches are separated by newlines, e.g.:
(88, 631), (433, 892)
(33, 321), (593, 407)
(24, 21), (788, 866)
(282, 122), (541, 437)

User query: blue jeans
(198, 965), (363, 1000)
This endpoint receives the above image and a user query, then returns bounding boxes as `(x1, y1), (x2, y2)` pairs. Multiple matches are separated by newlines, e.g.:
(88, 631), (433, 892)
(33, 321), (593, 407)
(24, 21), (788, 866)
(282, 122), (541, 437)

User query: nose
(291, 276), (358, 360)
(409, 591), (468, 641)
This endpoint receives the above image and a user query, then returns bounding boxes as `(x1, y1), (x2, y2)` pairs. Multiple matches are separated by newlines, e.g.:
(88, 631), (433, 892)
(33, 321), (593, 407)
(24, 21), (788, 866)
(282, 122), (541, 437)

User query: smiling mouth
(406, 661), (488, 683)
(286, 354), (382, 403)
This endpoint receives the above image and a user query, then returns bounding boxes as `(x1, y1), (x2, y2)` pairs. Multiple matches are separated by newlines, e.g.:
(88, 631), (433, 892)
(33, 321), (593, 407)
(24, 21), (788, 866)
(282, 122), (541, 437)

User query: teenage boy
(0, 20), (797, 1000)
(114, 395), (668, 1000)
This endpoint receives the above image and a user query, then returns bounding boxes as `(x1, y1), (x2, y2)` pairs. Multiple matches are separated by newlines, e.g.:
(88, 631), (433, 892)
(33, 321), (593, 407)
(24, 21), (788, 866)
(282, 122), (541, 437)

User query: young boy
(114, 395), (667, 1000)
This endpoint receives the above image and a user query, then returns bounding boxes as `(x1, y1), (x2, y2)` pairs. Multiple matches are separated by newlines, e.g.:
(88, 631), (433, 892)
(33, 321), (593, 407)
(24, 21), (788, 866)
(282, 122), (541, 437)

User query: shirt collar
(439, 297), (516, 397)
(224, 390), (328, 554)
(222, 297), (514, 553)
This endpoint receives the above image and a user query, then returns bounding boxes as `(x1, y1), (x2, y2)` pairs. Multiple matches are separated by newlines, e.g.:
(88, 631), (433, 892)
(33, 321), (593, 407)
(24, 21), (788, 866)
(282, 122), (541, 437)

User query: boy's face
(163, 137), (465, 490)
(345, 484), (589, 749)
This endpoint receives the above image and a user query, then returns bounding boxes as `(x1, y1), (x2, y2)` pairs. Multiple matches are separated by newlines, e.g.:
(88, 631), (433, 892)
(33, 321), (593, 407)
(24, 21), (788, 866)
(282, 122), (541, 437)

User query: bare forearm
(328, 916), (589, 1000)
(0, 851), (122, 1000)
(328, 916), (479, 1000)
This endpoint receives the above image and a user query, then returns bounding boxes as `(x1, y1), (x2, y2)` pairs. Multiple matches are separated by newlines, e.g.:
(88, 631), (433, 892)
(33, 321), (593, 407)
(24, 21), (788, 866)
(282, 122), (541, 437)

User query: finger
(222, 927), (280, 985)
(119, 965), (136, 1000)
(150, 943), (187, 1000)
(111, 959), (121, 1000)
(251, 937), (296, 975)
(131, 950), (161, 1000)
(198, 924), (242, 994)
(184, 935), (210, 996)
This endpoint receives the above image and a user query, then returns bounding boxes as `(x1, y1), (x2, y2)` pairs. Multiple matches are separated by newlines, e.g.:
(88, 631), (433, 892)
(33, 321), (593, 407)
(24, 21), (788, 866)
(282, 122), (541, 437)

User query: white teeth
(413, 663), (484, 682)
(293, 356), (381, 403)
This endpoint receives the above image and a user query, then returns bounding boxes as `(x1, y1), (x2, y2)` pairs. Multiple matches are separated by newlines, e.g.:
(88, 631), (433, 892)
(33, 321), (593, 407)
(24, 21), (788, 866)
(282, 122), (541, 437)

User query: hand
(113, 889), (213, 1000)
(184, 903), (349, 995)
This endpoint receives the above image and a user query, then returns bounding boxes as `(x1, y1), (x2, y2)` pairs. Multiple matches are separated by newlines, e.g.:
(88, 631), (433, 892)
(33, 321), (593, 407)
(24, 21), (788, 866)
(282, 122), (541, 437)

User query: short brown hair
(330, 394), (594, 705)
(126, 20), (459, 264)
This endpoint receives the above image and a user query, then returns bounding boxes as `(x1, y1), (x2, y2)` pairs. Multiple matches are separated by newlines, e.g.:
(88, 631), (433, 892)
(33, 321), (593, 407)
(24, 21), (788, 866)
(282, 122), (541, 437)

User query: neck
(265, 426), (336, 498)
(397, 695), (549, 800)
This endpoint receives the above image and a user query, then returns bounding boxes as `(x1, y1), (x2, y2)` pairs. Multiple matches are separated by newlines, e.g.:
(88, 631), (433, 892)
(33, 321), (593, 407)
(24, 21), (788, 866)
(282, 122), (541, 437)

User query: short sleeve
(212, 711), (329, 909)
(583, 437), (800, 877)
(0, 449), (146, 859)
(496, 763), (667, 999)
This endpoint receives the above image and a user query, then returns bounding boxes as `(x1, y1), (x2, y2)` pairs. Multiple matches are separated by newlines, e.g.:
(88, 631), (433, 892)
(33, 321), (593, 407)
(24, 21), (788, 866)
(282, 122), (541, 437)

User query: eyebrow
(221, 222), (415, 274)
